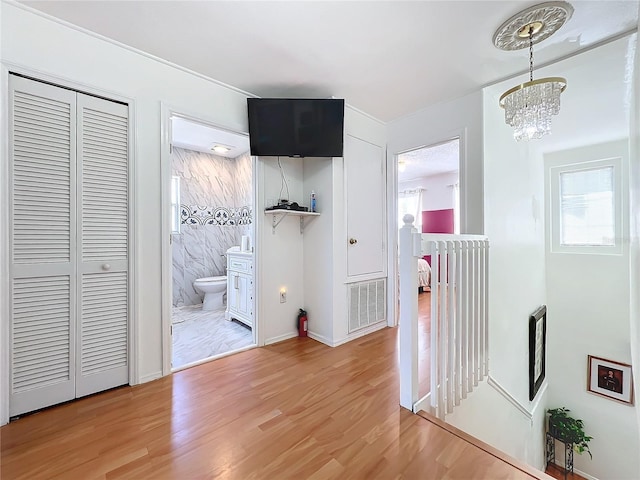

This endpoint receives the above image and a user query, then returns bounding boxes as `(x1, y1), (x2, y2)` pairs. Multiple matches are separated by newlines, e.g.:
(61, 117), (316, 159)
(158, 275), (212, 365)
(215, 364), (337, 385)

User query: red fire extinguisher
(297, 308), (308, 337)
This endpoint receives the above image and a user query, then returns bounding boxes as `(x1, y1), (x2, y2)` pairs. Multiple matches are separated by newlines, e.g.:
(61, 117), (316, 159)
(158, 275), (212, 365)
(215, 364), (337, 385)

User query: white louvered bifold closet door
(9, 76), (78, 416)
(76, 94), (129, 398)
(9, 76), (129, 416)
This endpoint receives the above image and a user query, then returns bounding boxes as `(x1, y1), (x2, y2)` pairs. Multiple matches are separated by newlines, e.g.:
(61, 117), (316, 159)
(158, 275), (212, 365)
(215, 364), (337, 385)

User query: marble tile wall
(172, 148), (252, 306)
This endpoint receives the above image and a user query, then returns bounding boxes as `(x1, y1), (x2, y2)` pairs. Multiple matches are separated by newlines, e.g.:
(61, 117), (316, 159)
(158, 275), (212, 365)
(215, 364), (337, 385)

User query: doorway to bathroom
(168, 115), (256, 370)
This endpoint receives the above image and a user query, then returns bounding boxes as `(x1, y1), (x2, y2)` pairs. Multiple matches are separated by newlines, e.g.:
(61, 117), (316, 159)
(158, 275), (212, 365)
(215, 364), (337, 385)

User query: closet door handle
(234, 275), (239, 289)
(101, 263), (111, 271)
(349, 238), (358, 245)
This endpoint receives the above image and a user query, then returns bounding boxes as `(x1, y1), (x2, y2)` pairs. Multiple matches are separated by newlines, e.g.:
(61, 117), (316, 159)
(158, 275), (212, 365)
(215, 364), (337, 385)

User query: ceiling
(398, 139), (459, 183)
(21, 1), (639, 122)
(171, 117), (250, 158)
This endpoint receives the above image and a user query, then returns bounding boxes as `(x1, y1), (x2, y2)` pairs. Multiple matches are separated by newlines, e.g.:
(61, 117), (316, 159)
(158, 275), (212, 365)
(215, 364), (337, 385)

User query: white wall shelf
(265, 210), (320, 234)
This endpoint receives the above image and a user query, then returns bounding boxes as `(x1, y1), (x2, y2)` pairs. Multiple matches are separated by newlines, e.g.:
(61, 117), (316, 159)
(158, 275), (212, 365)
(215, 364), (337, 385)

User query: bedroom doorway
(396, 137), (460, 399)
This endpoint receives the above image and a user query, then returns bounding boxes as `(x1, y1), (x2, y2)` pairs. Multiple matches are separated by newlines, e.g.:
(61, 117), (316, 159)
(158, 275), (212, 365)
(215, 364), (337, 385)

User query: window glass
(560, 167), (614, 246)
(398, 189), (423, 231)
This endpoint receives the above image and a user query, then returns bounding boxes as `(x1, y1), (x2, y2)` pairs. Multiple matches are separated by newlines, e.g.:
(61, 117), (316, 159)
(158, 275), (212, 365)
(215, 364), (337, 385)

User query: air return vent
(348, 279), (386, 333)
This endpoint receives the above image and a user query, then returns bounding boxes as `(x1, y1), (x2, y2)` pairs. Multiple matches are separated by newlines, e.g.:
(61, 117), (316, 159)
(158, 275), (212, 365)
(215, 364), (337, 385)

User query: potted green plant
(547, 407), (593, 459)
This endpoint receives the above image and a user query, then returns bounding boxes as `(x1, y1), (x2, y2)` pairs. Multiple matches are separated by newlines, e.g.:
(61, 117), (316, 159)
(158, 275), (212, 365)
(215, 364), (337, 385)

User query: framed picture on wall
(529, 305), (547, 401)
(587, 355), (634, 405)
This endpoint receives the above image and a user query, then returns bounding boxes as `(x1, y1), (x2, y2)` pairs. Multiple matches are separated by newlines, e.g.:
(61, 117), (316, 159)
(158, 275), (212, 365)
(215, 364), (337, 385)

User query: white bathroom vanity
(225, 246), (253, 328)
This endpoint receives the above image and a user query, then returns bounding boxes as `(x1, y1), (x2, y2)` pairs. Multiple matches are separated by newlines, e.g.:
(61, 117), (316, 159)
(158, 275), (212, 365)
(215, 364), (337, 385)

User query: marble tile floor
(172, 304), (253, 369)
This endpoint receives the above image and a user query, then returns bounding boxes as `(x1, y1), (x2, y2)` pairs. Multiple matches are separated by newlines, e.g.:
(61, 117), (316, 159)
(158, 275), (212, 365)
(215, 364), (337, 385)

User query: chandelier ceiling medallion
(493, 2), (574, 141)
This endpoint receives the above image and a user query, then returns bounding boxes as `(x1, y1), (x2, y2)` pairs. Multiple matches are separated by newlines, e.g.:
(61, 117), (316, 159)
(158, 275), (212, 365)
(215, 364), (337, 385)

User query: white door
(76, 94), (129, 398)
(344, 135), (386, 278)
(9, 76), (129, 416)
(9, 76), (78, 415)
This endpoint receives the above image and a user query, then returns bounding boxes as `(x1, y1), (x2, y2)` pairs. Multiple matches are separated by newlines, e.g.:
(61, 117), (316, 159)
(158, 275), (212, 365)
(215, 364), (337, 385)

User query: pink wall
(422, 209), (455, 270)
(422, 209), (454, 234)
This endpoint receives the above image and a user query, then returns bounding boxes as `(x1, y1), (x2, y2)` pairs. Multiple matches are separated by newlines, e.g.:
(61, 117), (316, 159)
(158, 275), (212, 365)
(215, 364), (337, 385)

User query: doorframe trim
(386, 128), (467, 329)
(0, 63), (139, 424)
(159, 104), (259, 376)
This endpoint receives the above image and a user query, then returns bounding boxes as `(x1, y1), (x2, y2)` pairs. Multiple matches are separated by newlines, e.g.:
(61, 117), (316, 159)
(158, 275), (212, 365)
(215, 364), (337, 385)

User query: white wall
(544, 143), (637, 479)
(481, 69), (549, 470)
(472, 35), (640, 477)
(258, 157), (305, 345)
(303, 158), (334, 344)
(0, 3), (254, 420)
(629, 27), (640, 437)
(447, 381), (548, 467)
(387, 91), (483, 235)
(540, 38), (639, 480)
(399, 171), (458, 212)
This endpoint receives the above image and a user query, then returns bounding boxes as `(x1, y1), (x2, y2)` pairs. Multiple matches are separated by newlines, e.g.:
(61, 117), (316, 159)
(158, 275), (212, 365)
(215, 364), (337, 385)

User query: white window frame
(171, 176), (181, 234)
(398, 188), (423, 231)
(549, 156), (623, 255)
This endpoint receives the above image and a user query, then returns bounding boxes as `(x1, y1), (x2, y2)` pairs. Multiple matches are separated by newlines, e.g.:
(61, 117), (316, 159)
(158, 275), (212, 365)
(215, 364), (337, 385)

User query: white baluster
(430, 240), (439, 416)
(455, 240), (463, 406)
(446, 241), (455, 414)
(483, 241), (490, 377)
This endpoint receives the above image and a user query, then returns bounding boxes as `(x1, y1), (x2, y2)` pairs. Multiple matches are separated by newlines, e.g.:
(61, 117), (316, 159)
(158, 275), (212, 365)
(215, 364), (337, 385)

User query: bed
(418, 258), (431, 292)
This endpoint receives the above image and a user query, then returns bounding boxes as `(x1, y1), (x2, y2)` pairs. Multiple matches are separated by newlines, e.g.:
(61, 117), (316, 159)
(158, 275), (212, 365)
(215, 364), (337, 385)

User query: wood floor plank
(1, 306), (551, 480)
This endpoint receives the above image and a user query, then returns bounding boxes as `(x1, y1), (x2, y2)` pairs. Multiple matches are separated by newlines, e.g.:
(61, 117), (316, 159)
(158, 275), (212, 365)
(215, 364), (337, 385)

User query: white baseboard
(264, 331), (298, 346)
(138, 371), (163, 384)
(551, 460), (599, 480)
(274, 323), (387, 348)
(574, 468), (598, 480)
(487, 375), (549, 425)
(413, 392), (432, 414)
(333, 321), (387, 347)
(308, 331), (332, 346)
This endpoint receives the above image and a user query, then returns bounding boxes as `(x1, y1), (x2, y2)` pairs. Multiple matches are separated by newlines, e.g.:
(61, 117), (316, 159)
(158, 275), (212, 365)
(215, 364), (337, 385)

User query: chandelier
(493, 2), (573, 141)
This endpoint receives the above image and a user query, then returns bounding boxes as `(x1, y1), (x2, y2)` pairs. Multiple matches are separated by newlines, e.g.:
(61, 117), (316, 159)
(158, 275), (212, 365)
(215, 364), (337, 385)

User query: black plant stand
(546, 431), (574, 480)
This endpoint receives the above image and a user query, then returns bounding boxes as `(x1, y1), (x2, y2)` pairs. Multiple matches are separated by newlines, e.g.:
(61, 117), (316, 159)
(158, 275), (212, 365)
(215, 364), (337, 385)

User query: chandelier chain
(529, 25), (534, 82)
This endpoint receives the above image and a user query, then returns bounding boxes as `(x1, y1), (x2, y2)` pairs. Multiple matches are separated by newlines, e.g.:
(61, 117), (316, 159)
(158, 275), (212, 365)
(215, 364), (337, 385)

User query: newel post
(399, 214), (419, 411)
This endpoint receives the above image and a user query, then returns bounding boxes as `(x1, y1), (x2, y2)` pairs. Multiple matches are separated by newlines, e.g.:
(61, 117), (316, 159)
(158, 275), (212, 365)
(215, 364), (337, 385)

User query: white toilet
(193, 276), (227, 311)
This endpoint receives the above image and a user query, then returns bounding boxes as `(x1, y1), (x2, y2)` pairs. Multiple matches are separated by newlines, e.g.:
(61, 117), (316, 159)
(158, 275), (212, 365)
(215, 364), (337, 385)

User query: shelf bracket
(271, 213), (288, 234)
(267, 210), (319, 234)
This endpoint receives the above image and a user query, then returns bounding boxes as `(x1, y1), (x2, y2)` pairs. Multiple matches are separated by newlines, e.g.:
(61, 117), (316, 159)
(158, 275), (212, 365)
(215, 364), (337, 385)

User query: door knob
(349, 238), (358, 245)
(101, 263), (111, 271)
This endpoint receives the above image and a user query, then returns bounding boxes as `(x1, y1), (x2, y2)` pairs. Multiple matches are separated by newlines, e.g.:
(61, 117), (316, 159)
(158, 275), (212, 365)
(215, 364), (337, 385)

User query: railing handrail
(421, 233), (488, 242)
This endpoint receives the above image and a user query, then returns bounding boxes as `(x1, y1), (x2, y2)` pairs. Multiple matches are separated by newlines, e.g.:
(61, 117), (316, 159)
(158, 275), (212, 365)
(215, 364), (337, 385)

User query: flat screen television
(247, 98), (344, 157)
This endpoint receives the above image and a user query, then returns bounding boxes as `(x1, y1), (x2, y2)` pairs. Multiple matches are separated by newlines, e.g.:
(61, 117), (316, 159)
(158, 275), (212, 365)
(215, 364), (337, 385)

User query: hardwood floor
(417, 291), (432, 399)
(1, 325), (551, 479)
(545, 463), (589, 480)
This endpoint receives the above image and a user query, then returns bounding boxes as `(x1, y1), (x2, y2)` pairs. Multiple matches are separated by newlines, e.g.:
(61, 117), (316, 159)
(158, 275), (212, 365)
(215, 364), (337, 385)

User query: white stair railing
(399, 214), (489, 418)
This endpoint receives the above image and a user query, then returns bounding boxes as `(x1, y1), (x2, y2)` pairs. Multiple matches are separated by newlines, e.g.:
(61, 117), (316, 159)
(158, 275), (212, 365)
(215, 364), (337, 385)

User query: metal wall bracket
(266, 210), (320, 234)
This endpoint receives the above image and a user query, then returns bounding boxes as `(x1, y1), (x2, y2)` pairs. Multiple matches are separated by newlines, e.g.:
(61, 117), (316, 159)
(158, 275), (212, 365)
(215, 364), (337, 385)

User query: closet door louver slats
(76, 94), (129, 398)
(9, 76), (130, 415)
(80, 102), (128, 262)
(12, 276), (70, 394)
(80, 272), (128, 376)
(9, 76), (77, 416)
(12, 90), (72, 264)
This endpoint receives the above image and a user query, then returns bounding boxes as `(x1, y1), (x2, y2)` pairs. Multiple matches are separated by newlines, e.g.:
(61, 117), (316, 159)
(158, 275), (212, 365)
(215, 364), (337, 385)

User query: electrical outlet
(280, 290), (286, 303)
